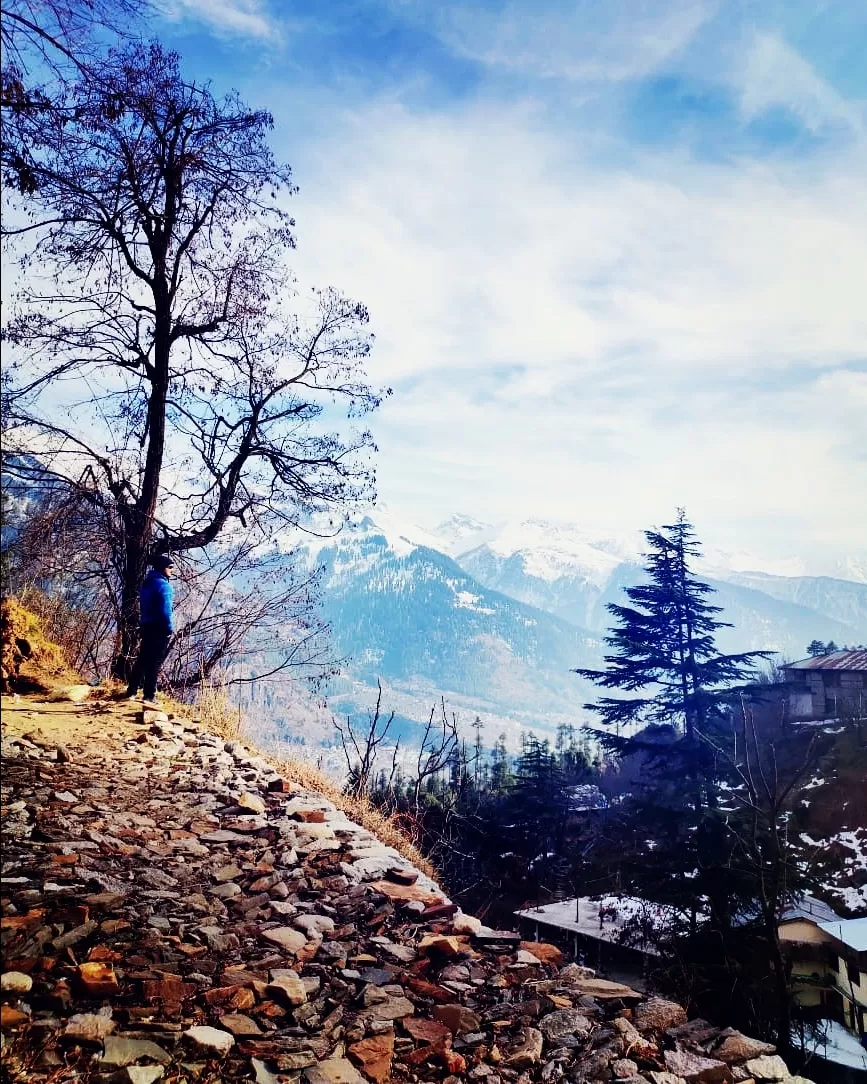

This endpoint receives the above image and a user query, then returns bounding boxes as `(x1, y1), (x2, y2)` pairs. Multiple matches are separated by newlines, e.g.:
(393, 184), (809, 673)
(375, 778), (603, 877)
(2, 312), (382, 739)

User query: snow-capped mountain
(430, 515), (866, 653)
(258, 509), (864, 753)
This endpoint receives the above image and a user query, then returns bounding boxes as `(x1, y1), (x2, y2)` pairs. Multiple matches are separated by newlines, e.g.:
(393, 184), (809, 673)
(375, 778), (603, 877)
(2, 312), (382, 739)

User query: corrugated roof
(781, 895), (841, 924)
(817, 917), (867, 954)
(784, 650), (867, 672)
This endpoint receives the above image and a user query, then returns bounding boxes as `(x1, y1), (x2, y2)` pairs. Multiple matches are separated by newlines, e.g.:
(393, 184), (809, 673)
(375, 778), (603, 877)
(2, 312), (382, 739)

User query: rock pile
(1, 702), (811, 1084)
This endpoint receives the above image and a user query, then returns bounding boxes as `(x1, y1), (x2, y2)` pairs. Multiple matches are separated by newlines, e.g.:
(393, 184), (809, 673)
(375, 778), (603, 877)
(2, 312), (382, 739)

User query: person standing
(126, 554), (175, 707)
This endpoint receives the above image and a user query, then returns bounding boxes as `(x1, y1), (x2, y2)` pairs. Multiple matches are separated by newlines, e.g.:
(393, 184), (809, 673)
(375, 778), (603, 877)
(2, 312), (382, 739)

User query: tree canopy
(2, 41), (386, 679)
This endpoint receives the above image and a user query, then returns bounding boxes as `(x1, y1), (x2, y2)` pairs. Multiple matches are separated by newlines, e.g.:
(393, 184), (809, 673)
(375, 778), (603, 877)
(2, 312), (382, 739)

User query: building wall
(835, 953), (867, 1037)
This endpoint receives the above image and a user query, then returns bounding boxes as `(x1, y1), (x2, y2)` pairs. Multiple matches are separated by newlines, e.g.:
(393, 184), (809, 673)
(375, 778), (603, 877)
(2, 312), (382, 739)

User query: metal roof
(817, 917), (867, 954)
(784, 650), (867, 672)
(780, 895), (842, 924)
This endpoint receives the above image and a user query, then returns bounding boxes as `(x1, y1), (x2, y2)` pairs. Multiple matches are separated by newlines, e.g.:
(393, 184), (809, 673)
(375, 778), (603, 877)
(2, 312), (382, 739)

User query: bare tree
(1, 0), (144, 107)
(703, 693), (826, 1049)
(335, 681), (398, 799)
(411, 699), (459, 811)
(2, 41), (385, 680)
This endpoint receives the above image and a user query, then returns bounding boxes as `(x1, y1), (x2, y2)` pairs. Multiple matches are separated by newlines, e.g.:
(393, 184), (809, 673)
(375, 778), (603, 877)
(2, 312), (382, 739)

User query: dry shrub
(0, 598), (70, 691)
(192, 675), (242, 741)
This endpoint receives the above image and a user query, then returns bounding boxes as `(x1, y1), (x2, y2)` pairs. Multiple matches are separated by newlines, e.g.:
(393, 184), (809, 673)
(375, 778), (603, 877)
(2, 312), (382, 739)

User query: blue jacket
(140, 569), (174, 633)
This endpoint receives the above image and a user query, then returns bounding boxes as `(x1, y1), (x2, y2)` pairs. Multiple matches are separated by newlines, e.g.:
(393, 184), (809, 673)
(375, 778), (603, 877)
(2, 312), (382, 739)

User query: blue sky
(148, 0), (866, 571)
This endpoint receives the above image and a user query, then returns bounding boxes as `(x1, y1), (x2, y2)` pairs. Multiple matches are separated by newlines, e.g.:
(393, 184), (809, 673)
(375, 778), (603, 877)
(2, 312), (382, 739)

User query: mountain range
(253, 510), (866, 753)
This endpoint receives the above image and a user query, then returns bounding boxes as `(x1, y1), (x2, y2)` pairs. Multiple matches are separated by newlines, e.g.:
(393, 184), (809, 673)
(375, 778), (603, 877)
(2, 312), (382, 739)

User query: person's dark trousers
(126, 624), (171, 700)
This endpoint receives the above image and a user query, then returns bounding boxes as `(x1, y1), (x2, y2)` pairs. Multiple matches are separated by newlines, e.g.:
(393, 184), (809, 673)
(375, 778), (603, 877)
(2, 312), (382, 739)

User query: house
(779, 903), (867, 1042)
(779, 650), (867, 723)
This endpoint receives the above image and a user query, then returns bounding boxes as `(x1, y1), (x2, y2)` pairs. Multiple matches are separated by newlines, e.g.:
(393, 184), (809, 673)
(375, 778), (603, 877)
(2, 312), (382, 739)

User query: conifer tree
(575, 510), (768, 806)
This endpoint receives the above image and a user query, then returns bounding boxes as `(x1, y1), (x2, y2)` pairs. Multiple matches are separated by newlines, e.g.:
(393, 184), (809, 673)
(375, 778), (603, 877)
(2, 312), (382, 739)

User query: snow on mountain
(433, 513), (496, 555)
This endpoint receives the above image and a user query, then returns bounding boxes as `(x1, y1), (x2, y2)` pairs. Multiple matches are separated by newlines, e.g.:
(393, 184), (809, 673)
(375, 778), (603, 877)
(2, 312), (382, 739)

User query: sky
(148, 1), (866, 566)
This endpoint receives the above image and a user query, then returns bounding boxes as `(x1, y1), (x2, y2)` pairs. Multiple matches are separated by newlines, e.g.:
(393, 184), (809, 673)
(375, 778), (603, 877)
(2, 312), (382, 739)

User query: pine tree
(575, 511), (769, 805)
(574, 511), (771, 953)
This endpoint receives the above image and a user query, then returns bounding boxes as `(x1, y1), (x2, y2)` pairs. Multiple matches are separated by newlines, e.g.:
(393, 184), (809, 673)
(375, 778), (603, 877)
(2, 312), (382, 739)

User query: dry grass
(1, 597), (71, 691)
(191, 676), (242, 741)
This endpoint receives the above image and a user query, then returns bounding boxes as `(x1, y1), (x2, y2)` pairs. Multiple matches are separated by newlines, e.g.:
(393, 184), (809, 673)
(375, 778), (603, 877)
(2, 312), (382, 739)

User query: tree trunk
(110, 298), (171, 680)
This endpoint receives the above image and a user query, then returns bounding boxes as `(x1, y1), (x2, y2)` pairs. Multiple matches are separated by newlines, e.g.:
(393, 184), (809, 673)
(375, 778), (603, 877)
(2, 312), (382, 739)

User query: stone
(268, 968), (308, 1006)
(349, 1032), (395, 1083)
(303, 1057), (368, 1084)
(503, 1027), (544, 1068)
(125, 1066), (165, 1084)
(63, 1013), (116, 1042)
(713, 1032), (777, 1064)
(613, 1060), (640, 1079)
(294, 913), (336, 937)
(219, 1013), (262, 1036)
(634, 998), (688, 1033)
(126, 1068), (166, 1084)
(452, 912), (483, 934)
(365, 996), (415, 1021)
(214, 863), (242, 882)
(664, 1050), (730, 1083)
(571, 977), (643, 1000)
(77, 960), (120, 995)
(0, 1006), (29, 1028)
(261, 926), (307, 954)
(433, 1003), (482, 1034)
(404, 1017), (452, 1044)
(538, 1009), (592, 1039)
(519, 941), (563, 966)
(0, 971), (33, 993)
(419, 933), (465, 957)
(184, 1025), (235, 1055)
(237, 791), (267, 814)
(744, 1055), (792, 1081)
(210, 881), (241, 898)
(101, 1035), (172, 1066)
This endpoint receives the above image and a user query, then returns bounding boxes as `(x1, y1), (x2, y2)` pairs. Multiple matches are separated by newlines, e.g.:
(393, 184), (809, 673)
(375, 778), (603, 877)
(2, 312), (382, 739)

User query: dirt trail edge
(1, 694), (807, 1084)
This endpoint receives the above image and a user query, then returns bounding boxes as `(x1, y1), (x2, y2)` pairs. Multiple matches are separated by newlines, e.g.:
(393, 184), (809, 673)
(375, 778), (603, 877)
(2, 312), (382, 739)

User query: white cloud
(423, 0), (716, 82)
(281, 93), (867, 559)
(156, 0), (279, 41)
(737, 31), (865, 134)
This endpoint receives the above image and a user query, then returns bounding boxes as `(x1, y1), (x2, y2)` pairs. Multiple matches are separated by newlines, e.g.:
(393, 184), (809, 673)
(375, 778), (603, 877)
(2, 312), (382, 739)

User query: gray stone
(268, 969), (308, 1006)
(503, 1027), (544, 1069)
(101, 1035), (172, 1066)
(303, 1058), (367, 1084)
(209, 882), (241, 898)
(184, 1025), (235, 1055)
(293, 913), (335, 937)
(664, 1050), (729, 1083)
(538, 1009), (592, 1040)
(64, 1013), (116, 1042)
(261, 926), (307, 954)
(126, 1068), (165, 1084)
(744, 1054), (792, 1082)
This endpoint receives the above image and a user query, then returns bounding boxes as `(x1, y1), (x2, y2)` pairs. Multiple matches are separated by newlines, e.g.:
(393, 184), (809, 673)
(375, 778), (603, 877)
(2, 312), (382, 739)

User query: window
(847, 960), (861, 987)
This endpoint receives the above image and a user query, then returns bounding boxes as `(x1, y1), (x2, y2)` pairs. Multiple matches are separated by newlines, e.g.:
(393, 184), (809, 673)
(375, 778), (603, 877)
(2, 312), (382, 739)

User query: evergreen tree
(574, 512), (770, 957)
(575, 510), (768, 805)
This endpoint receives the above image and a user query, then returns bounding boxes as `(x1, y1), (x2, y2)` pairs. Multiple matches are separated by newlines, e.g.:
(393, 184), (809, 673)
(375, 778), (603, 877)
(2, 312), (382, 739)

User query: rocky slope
(1, 693), (813, 1084)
